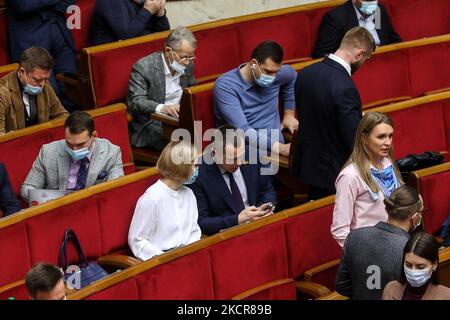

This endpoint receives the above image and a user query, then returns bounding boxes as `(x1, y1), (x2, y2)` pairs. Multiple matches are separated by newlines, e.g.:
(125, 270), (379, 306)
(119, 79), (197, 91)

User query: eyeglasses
(169, 47), (195, 63)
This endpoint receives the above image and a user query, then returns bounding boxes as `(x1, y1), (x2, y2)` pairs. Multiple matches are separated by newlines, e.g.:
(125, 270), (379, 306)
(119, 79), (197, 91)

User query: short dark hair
(250, 40), (284, 64)
(19, 47), (55, 72)
(64, 111), (95, 136)
(25, 263), (63, 299)
(214, 125), (244, 152)
(383, 186), (421, 221)
(400, 232), (440, 285)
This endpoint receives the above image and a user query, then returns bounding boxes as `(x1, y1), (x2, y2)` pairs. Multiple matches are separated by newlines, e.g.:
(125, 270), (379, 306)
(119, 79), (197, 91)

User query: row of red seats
(180, 36), (450, 149)
(81, 0), (450, 108)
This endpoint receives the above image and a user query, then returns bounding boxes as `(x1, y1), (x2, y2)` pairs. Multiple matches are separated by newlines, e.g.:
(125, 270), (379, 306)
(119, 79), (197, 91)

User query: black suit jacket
(0, 163), (22, 217)
(292, 57), (362, 191)
(6, 0), (76, 61)
(312, 0), (401, 58)
(189, 162), (277, 235)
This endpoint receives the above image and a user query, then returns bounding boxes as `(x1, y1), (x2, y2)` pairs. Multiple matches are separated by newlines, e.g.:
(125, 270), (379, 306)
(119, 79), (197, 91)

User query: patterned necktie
(226, 172), (245, 213)
(75, 158), (89, 191)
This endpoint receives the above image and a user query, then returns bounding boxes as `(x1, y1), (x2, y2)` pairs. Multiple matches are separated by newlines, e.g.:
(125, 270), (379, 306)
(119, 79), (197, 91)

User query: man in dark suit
(190, 125), (277, 235)
(312, 0), (401, 59)
(292, 27), (375, 200)
(0, 162), (22, 218)
(5, 0), (78, 111)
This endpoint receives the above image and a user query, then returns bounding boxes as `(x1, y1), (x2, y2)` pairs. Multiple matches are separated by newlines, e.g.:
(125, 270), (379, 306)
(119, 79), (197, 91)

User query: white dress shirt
(352, 1), (381, 46)
(128, 179), (201, 260)
(328, 53), (352, 76)
(155, 53), (183, 113)
(219, 167), (250, 208)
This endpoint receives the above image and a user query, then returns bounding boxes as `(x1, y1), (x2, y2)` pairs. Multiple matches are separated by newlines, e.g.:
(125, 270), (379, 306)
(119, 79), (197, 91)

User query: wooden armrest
(0, 279), (25, 294)
(424, 87), (450, 96)
(55, 73), (79, 86)
(304, 258), (341, 282)
(263, 155), (289, 169)
(151, 112), (179, 127)
(97, 255), (142, 270)
(196, 73), (222, 85)
(440, 246), (450, 262)
(283, 57), (312, 64)
(127, 113), (133, 123)
(295, 280), (331, 299)
(316, 291), (349, 300)
(363, 96), (412, 109)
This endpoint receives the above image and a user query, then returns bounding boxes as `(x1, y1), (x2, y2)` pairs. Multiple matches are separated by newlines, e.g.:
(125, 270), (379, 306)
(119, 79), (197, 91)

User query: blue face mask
(24, 84), (43, 95)
(184, 166), (199, 185)
(168, 48), (187, 74)
(252, 63), (276, 87)
(360, 1), (378, 16)
(65, 139), (92, 161)
(404, 266), (432, 288)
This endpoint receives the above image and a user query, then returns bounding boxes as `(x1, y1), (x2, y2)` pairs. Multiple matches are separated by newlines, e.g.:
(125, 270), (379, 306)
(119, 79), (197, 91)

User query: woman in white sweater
(128, 140), (202, 260)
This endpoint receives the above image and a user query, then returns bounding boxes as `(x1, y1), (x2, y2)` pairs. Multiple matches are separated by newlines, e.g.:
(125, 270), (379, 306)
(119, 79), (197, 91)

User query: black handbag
(396, 151), (444, 172)
(58, 229), (109, 290)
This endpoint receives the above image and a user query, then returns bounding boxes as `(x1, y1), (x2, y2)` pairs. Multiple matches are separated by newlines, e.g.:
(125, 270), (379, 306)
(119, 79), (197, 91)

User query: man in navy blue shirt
(90, 0), (170, 46)
(213, 41), (298, 157)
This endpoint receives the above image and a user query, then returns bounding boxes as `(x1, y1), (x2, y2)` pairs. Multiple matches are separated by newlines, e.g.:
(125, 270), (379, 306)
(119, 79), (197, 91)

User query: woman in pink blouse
(331, 112), (403, 247)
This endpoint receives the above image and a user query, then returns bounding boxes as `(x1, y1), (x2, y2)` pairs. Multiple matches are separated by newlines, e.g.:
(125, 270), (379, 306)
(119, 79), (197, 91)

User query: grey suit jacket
(20, 138), (124, 202)
(336, 222), (410, 300)
(126, 51), (196, 150)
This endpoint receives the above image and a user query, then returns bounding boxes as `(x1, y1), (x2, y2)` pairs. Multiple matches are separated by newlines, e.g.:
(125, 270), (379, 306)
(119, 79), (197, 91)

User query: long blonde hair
(344, 112), (403, 193)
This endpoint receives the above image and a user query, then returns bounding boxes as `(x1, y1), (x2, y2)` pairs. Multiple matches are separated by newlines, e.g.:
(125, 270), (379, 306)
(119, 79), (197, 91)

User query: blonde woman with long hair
(331, 112), (403, 247)
(128, 140), (201, 260)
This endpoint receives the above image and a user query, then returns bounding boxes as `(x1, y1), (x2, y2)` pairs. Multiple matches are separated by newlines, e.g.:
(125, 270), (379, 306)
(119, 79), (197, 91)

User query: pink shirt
(331, 158), (393, 247)
(66, 148), (94, 190)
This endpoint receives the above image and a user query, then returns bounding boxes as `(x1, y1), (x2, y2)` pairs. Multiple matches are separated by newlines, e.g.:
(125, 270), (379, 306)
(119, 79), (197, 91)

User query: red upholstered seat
(136, 249), (215, 299)
(0, 282), (29, 301)
(0, 11), (9, 66)
(420, 170), (450, 235)
(444, 101), (450, 153)
(353, 50), (410, 106)
(385, 0), (450, 41)
(0, 223), (32, 286)
(408, 42), (450, 97)
(209, 222), (289, 300)
(236, 12), (311, 62)
(90, 39), (165, 107)
(284, 204), (341, 290)
(69, 0), (97, 52)
(194, 25), (240, 80)
(26, 197), (103, 267)
(86, 278), (139, 300)
(97, 175), (158, 256)
(387, 101), (447, 159)
(0, 130), (53, 195)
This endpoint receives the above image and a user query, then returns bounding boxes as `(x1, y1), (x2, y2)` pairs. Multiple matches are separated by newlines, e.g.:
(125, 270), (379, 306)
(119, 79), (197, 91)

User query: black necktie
(226, 172), (245, 213)
(75, 158), (89, 191)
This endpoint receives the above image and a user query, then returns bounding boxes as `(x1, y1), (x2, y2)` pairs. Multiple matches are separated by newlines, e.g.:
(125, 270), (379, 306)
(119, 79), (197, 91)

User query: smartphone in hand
(259, 202), (275, 214)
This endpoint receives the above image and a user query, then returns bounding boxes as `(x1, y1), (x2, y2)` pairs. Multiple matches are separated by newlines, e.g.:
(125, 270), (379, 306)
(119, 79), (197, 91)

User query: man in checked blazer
(126, 26), (197, 150)
(20, 111), (124, 203)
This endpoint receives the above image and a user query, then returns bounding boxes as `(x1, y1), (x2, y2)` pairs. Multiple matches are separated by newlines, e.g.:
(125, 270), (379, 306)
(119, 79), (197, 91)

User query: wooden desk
(151, 113), (179, 141)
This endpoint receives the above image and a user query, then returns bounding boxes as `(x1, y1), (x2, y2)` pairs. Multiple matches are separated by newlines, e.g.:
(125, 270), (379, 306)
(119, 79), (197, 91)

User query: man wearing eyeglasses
(126, 26), (197, 150)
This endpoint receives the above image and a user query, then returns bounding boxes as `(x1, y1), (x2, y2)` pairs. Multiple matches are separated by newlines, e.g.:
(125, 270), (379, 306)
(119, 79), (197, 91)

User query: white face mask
(404, 266), (432, 287)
